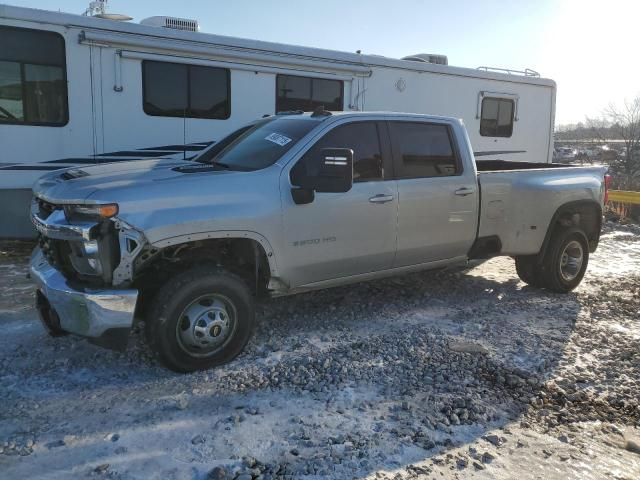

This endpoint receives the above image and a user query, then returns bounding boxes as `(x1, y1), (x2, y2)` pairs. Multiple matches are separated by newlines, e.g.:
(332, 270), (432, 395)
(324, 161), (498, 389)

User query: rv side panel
(363, 67), (555, 163)
(0, 20), (95, 237)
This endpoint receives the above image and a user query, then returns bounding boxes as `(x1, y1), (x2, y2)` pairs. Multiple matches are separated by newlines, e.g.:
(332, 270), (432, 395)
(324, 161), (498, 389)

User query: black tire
(145, 266), (255, 373)
(539, 227), (589, 293)
(515, 255), (544, 288)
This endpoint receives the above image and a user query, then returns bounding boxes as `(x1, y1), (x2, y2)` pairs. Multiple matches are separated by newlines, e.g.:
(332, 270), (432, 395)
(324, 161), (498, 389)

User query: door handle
(454, 187), (475, 196)
(369, 194), (394, 204)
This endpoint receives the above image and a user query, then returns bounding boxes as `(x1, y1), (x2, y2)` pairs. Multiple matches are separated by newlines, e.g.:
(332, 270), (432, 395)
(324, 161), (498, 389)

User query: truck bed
(475, 161), (607, 257)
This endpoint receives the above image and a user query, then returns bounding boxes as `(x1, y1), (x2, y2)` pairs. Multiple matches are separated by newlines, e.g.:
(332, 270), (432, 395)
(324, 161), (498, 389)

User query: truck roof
(278, 110), (465, 124)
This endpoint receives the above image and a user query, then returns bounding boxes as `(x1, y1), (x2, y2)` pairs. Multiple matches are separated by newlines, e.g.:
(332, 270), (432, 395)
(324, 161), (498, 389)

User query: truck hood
(32, 159), (232, 204)
(32, 157), (282, 245)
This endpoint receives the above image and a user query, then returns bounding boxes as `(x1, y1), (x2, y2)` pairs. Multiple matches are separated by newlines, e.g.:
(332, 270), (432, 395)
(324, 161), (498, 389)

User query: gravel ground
(0, 223), (639, 479)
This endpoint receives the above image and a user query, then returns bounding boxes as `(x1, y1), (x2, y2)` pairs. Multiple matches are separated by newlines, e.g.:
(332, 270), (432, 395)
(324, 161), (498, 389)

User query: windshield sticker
(265, 132), (292, 147)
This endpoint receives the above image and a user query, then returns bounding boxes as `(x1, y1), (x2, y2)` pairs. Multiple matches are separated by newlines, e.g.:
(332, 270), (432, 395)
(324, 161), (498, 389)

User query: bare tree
(604, 96), (640, 189)
(585, 116), (609, 143)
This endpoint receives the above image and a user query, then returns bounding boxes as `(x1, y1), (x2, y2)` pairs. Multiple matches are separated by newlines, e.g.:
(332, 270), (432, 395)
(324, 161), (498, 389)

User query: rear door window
(388, 122), (460, 178)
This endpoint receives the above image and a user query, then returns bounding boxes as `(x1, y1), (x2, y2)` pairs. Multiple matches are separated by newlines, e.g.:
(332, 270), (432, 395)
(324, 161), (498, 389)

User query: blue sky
(6, 0), (639, 125)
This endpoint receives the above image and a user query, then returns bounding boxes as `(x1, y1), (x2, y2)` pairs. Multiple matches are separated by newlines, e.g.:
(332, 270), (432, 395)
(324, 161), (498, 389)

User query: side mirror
(290, 148), (354, 205)
(291, 187), (315, 205)
(315, 148), (354, 193)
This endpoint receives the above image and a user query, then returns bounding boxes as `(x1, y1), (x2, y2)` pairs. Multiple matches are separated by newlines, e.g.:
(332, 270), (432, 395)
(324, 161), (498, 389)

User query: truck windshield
(207, 117), (319, 171)
(196, 123), (258, 165)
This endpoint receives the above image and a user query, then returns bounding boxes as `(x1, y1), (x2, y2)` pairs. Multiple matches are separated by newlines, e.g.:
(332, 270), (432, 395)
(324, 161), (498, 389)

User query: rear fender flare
(538, 200), (602, 263)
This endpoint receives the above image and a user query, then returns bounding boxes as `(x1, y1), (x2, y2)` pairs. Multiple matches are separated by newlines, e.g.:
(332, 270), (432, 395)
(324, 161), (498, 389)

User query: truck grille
(38, 235), (74, 277)
(33, 197), (120, 287)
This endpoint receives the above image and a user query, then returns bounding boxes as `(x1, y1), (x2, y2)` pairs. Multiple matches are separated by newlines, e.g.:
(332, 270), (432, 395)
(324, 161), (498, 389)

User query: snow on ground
(0, 223), (639, 479)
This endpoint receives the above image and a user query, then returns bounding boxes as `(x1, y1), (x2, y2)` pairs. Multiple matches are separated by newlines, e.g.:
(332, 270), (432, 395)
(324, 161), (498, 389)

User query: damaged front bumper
(30, 248), (139, 351)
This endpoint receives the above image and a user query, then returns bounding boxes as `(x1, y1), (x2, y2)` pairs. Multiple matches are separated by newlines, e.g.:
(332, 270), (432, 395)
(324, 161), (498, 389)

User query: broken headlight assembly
(60, 204), (121, 284)
(63, 203), (119, 221)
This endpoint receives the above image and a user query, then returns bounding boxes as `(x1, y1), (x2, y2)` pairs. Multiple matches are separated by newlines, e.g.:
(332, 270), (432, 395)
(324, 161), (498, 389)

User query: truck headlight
(64, 203), (119, 220)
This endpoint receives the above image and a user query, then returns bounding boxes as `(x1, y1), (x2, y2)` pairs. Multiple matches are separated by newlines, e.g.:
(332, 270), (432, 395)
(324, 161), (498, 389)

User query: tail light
(604, 174), (612, 204)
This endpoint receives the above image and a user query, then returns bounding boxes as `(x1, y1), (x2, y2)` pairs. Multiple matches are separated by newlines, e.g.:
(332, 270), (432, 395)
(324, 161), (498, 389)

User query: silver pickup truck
(30, 111), (608, 372)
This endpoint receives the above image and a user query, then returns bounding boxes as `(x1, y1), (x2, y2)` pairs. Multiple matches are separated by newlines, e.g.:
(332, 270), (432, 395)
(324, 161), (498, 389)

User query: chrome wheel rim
(559, 240), (584, 282)
(176, 294), (236, 357)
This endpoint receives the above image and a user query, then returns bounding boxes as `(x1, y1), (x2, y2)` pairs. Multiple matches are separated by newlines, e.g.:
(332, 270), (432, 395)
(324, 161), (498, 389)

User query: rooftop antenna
(83, 1), (132, 21)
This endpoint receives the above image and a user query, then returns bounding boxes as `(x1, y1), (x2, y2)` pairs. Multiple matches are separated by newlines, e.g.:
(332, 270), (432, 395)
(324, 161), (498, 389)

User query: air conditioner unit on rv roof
(401, 54), (448, 65)
(140, 16), (200, 32)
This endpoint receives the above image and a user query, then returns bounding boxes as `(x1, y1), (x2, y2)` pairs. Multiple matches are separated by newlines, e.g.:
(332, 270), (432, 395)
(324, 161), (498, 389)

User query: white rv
(0, 3), (556, 238)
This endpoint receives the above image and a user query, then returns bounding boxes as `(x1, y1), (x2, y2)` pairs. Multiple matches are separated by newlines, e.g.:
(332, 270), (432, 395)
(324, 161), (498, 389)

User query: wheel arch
(150, 230), (280, 278)
(539, 200), (602, 260)
(132, 231), (282, 302)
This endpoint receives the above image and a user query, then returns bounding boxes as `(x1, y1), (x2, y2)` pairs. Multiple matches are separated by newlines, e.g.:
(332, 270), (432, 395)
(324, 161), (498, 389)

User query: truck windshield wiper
(214, 162), (257, 172)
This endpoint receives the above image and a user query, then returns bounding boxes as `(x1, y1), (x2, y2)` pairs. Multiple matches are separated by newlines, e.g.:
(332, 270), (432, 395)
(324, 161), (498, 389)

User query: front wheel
(539, 228), (589, 293)
(145, 267), (255, 373)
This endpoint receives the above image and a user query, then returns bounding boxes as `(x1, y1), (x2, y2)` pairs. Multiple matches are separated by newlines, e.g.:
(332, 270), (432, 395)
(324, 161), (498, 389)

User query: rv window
(480, 97), (514, 137)
(143, 61), (230, 119)
(276, 75), (343, 112)
(0, 26), (68, 126)
(389, 122), (460, 178)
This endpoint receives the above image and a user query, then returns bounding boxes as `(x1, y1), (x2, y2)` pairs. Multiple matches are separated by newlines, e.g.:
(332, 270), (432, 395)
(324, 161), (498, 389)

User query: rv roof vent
(140, 16), (200, 32)
(401, 53), (448, 66)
